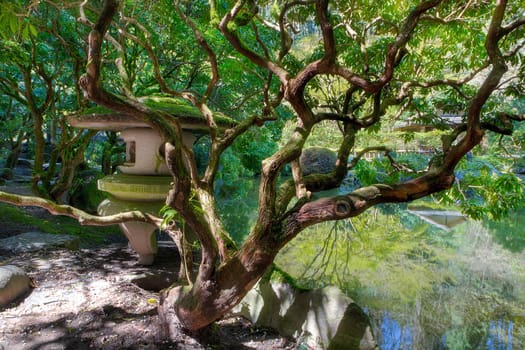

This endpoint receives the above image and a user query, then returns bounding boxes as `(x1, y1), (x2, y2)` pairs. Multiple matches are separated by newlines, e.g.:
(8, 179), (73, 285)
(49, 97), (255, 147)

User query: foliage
(0, 0), (524, 333)
(486, 207), (525, 253)
(276, 207), (446, 306)
(160, 190), (204, 230)
(437, 156), (525, 220)
(231, 127), (279, 175)
(0, 2), (38, 40)
(160, 204), (185, 230)
(0, 1), (95, 199)
(216, 178), (259, 243)
(68, 169), (108, 214)
(215, 147), (254, 194)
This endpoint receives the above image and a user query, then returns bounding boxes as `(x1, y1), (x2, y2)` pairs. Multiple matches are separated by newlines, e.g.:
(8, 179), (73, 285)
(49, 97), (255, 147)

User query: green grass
(0, 202), (121, 244)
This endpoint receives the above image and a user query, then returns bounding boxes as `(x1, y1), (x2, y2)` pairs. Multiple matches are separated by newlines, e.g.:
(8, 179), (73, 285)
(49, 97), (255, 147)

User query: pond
(216, 180), (525, 349)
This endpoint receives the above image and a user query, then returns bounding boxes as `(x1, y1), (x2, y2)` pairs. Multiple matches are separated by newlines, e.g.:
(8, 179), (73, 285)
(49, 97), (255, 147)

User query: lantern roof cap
(67, 95), (236, 131)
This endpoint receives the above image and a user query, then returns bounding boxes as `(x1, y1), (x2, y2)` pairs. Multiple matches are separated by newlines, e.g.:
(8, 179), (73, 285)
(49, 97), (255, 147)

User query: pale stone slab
(0, 265), (31, 307)
(233, 271), (378, 350)
(0, 231), (80, 254)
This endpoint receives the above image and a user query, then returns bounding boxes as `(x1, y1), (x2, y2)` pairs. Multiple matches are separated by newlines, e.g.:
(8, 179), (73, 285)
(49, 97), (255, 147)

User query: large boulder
(13, 158), (33, 178)
(233, 269), (377, 350)
(300, 147), (337, 176)
(0, 265), (31, 307)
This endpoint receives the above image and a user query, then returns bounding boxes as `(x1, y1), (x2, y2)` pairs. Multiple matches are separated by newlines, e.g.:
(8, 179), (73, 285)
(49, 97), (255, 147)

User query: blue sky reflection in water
(377, 311), (413, 349)
(370, 311), (517, 349)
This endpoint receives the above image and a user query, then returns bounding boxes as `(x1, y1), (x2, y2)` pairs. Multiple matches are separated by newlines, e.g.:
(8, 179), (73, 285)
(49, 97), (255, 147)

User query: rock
(0, 231), (80, 255)
(9, 157), (34, 179)
(16, 158), (34, 168)
(0, 265), (31, 307)
(233, 269), (377, 350)
(300, 147), (337, 176)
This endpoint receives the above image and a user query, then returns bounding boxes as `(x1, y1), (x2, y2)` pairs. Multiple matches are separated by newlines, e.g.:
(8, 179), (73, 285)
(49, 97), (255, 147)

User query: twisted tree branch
(0, 191), (162, 226)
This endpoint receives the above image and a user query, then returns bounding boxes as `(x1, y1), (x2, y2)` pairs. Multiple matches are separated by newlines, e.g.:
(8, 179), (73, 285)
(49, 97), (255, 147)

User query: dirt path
(0, 244), (295, 349)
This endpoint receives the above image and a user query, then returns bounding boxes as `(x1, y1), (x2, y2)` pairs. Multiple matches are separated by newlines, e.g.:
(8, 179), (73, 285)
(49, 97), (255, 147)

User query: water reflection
(216, 179), (525, 349)
(276, 212), (525, 349)
(376, 312), (414, 350)
(371, 313), (520, 350)
(486, 320), (514, 350)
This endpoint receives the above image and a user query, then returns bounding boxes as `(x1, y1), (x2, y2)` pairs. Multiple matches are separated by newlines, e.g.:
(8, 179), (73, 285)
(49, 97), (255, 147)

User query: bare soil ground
(0, 180), (296, 349)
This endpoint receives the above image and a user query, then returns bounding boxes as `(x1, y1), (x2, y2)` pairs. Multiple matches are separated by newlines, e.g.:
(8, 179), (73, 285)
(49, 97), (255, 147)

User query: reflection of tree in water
(401, 221), (525, 349)
(487, 207), (525, 253)
(276, 209), (525, 349)
(298, 219), (355, 286)
(223, 189), (525, 349)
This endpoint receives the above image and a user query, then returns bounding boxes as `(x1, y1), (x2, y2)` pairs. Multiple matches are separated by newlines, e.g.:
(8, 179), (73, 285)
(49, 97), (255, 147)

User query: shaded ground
(0, 179), (296, 349)
(0, 244), (295, 349)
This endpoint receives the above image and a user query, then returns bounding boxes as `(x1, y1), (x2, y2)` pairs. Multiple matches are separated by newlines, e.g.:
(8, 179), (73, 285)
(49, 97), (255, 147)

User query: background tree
(0, 1), (98, 200)
(0, 0), (523, 336)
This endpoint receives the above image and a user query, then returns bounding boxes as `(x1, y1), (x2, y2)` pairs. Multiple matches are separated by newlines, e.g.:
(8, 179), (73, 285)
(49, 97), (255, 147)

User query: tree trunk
(49, 158), (81, 203)
(30, 113), (47, 196)
(21, 63), (48, 197)
(50, 131), (95, 203)
(159, 238), (276, 333)
(1, 132), (26, 179)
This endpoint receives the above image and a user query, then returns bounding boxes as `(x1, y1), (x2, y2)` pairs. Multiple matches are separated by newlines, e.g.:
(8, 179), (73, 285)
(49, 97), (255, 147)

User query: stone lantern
(68, 96), (233, 264)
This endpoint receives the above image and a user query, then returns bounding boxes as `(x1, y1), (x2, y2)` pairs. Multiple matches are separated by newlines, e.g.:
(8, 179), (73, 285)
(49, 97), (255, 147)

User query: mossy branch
(0, 191), (162, 227)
